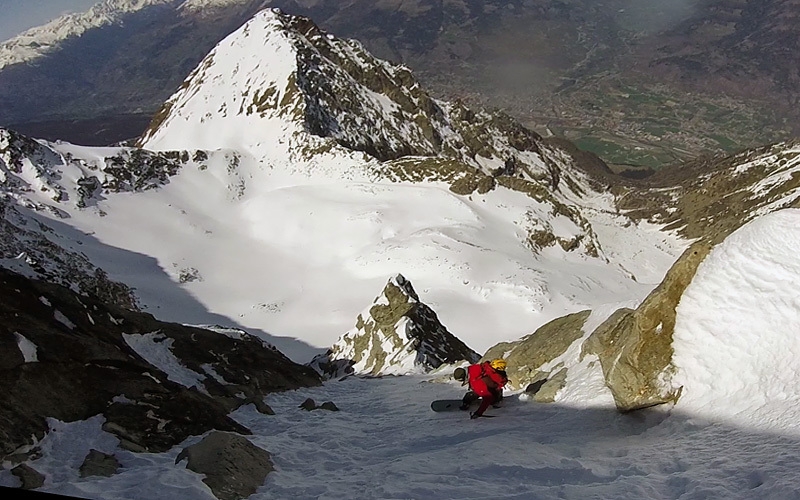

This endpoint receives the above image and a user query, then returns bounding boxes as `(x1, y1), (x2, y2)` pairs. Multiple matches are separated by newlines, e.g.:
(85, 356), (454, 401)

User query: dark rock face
(0, 196), (139, 312)
(0, 266), (321, 459)
(176, 431), (273, 500)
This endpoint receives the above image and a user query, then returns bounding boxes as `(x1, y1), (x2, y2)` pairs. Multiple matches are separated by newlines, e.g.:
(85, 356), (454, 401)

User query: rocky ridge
(310, 274), (479, 378)
(0, 264), (320, 463)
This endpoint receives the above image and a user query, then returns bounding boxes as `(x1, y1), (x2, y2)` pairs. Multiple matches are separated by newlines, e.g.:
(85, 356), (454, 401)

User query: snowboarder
(453, 358), (508, 419)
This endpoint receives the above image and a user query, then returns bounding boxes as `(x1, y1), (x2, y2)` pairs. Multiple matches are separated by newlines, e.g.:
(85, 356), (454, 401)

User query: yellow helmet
(490, 358), (507, 371)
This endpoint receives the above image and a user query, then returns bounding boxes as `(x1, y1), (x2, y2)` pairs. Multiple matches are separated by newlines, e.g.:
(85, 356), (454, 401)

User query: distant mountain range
(0, 0), (797, 169)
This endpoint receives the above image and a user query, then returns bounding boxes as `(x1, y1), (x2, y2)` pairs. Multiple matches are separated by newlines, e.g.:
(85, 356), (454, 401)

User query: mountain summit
(139, 7), (593, 197)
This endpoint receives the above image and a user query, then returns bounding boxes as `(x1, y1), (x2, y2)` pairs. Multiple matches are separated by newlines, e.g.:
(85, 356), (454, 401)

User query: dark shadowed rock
(524, 379), (548, 395)
(318, 401), (339, 412)
(298, 398), (339, 412)
(79, 449), (121, 478)
(299, 398), (317, 411)
(11, 463), (44, 489)
(176, 431), (273, 500)
(0, 266), (321, 460)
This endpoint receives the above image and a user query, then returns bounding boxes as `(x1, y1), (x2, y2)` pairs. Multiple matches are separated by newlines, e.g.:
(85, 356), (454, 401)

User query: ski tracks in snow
(230, 375), (800, 499)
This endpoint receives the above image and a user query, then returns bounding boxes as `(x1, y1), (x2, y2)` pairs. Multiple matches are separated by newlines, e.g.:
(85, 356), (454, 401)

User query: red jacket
(467, 361), (508, 398)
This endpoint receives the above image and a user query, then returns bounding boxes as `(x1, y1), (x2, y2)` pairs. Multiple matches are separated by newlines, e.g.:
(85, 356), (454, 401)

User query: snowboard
(430, 399), (471, 412)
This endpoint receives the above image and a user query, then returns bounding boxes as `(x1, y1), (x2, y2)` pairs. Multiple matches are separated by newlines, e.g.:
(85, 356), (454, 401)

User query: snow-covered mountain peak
(138, 7), (447, 170)
(139, 9), (311, 156)
(138, 8), (592, 195)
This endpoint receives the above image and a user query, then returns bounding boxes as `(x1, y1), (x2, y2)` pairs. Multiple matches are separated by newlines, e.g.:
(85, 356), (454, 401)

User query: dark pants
(462, 388), (502, 414)
(461, 391), (479, 408)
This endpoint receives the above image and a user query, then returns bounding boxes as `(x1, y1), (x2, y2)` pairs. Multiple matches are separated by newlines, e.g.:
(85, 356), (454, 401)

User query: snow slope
(671, 208), (800, 433)
(33, 151), (680, 362)
(3, 210), (799, 499)
(4, 373), (800, 499)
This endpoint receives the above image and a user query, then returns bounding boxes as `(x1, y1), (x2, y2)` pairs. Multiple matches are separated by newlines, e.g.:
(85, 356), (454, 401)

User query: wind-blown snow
(671, 208), (800, 433)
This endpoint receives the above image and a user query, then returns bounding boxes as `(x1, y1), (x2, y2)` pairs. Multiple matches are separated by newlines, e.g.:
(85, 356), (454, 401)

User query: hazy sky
(0, 0), (99, 42)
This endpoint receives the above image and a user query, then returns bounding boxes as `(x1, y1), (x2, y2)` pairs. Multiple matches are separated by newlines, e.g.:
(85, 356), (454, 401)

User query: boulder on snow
(176, 431), (273, 500)
(299, 397), (338, 411)
(483, 310), (591, 390)
(318, 401), (340, 411)
(299, 398), (317, 411)
(309, 274), (479, 378)
(79, 449), (120, 478)
(582, 242), (712, 412)
(11, 463), (44, 489)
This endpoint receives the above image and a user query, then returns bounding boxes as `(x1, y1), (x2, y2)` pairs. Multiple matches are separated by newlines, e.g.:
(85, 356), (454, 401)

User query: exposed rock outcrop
(176, 431), (273, 500)
(582, 242), (712, 411)
(299, 398), (339, 412)
(10, 463), (44, 489)
(310, 274), (479, 378)
(0, 266), (321, 459)
(483, 310), (591, 391)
